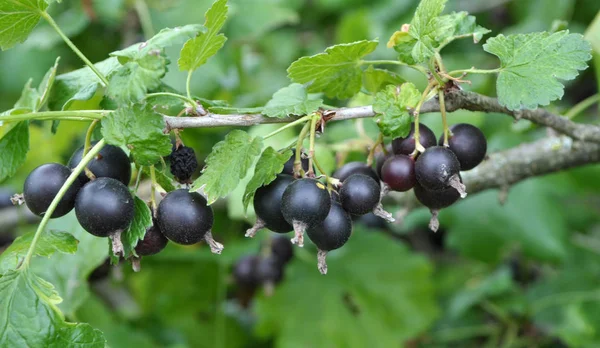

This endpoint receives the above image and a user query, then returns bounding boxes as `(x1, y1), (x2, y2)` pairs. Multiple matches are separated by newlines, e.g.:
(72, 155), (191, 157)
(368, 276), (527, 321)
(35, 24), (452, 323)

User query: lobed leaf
(178, 0), (228, 72)
(262, 83), (323, 118)
(0, 0), (48, 50)
(101, 104), (172, 166)
(483, 30), (592, 110)
(242, 147), (290, 212)
(0, 121), (29, 182)
(373, 83), (420, 138)
(191, 130), (263, 204)
(362, 65), (405, 94)
(106, 54), (167, 104)
(121, 195), (153, 258)
(408, 0), (447, 62)
(287, 40), (379, 99)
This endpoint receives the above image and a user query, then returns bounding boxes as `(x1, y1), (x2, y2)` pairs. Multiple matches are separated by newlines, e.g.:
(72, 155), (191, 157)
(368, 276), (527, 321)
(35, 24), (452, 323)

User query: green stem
(307, 115), (318, 177)
(429, 57), (445, 85)
(41, 12), (109, 86)
(263, 115), (311, 139)
(186, 70), (194, 101)
(134, 166), (144, 192)
(145, 92), (197, 108)
(448, 67), (501, 76)
(565, 93), (600, 119)
(413, 83), (435, 153)
(133, 0), (155, 39)
(0, 111), (105, 123)
(439, 89), (449, 146)
(361, 60), (428, 75)
(21, 139), (107, 268)
(149, 165), (158, 212)
(366, 133), (383, 166)
(82, 120), (99, 180)
(434, 52), (446, 74)
(294, 123), (311, 177)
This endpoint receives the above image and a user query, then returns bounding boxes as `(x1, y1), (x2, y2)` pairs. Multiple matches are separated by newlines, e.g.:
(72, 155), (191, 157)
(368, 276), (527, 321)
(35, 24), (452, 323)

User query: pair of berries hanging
(379, 122), (487, 231)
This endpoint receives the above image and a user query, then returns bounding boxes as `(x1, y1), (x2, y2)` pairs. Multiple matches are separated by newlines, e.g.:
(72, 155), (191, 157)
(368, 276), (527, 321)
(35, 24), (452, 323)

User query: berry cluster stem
(293, 122), (311, 177)
(82, 120), (99, 180)
(41, 12), (109, 87)
(263, 115), (311, 139)
(439, 89), (449, 146)
(413, 83), (435, 153)
(306, 114), (319, 177)
(149, 165), (158, 213)
(20, 139), (107, 268)
(366, 133), (384, 166)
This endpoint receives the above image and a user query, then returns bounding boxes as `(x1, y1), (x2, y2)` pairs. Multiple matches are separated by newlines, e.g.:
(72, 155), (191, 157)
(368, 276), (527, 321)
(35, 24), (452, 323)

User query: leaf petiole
(361, 60), (428, 75)
(0, 110), (105, 123)
(306, 114), (319, 177)
(145, 92), (198, 110)
(263, 115), (311, 140)
(448, 67), (501, 76)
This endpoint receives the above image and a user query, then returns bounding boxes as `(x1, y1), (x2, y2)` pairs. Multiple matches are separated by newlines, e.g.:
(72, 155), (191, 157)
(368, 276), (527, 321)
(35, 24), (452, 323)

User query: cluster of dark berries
(247, 151), (390, 275)
(233, 236), (293, 298)
(377, 122), (487, 230)
(21, 142), (219, 269)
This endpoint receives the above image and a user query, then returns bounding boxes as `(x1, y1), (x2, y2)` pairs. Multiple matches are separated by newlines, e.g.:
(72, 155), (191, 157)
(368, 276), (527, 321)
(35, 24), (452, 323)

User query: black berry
(135, 219), (169, 256)
(306, 202), (352, 274)
(75, 177), (134, 237)
(415, 146), (462, 192)
(233, 255), (260, 288)
(281, 178), (331, 247)
(68, 142), (131, 186)
(271, 236), (294, 265)
(375, 145), (392, 178)
(381, 155), (416, 192)
(24, 163), (82, 218)
(333, 161), (379, 184)
(169, 145), (198, 183)
(339, 174), (380, 215)
(256, 256), (284, 284)
(413, 183), (460, 210)
(440, 124), (487, 170)
(282, 148), (310, 176)
(392, 123), (437, 155)
(253, 174), (294, 233)
(157, 189), (214, 245)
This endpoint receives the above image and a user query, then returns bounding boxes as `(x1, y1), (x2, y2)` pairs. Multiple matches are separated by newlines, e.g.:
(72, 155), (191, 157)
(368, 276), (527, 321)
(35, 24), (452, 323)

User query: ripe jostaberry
(375, 144), (393, 178)
(333, 162), (380, 185)
(392, 123), (437, 156)
(247, 174), (294, 237)
(414, 182), (461, 232)
(381, 155), (416, 192)
(281, 178), (331, 247)
(135, 220), (169, 257)
(68, 142), (131, 186)
(157, 189), (222, 253)
(24, 163), (82, 218)
(306, 202), (352, 274)
(415, 146), (466, 197)
(440, 124), (487, 171)
(339, 174), (380, 215)
(282, 148), (311, 176)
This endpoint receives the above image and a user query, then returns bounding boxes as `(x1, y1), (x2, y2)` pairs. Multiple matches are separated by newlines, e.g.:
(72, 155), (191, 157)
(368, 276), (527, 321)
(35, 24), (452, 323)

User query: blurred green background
(1, 0), (600, 347)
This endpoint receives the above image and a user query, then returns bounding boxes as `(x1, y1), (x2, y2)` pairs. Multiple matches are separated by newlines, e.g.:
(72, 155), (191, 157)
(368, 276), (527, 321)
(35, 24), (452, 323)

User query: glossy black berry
(256, 256), (284, 284)
(254, 174), (294, 233)
(157, 189), (214, 245)
(306, 202), (352, 251)
(233, 255), (260, 287)
(415, 146), (461, 191)
(75, 177), (134, 237)
(281, 178), (331, 227)
(413, 183), (460, 210)
(440, 124), (487, 170)
(135, 220), (169, 256)
(381, 155), (416, 192)
(271, 236), (294, 265)
(282, 148), (310, 175)
(169, 145), (198, 183)
(24, 163), (82, 218)
(68, 142), (131, 185)
(339, 174), (380, 215)
(333, 162), (379, 184)
(392, 123), (437, 155)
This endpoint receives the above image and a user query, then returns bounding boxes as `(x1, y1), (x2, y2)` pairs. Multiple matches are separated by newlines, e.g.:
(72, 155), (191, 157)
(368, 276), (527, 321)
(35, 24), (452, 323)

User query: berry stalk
(306, 114), (319, 177)
(438, 89), (449, 146)
(20, 139), (107, 268)
(293, 122), (311, 177)
(413, 83), (435, 154)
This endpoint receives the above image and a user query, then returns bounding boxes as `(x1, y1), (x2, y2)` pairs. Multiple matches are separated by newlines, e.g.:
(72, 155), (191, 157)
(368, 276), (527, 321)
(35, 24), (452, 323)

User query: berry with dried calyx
(339, 174), (380, 215)
(246, 174), (294, 237)
(24, 163), (82, 218)
(306, 202), (352, 274)
(68, 142), (131, 185)
(381, 154), (416, 192)
(415, 146), (466, 197)
(440, 123), (487, 171)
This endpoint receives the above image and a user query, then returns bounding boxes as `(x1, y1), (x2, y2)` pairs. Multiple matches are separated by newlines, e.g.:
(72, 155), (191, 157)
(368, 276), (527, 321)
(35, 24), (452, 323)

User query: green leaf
(143, 166), (176, 192)
(434, 12), (490, 47)
(121, 195), (152, 258)
(106, 54), (167, 104)
(242, 147), (290, 212)
(408, 0), (447, 62)
(287, 40), (379, 99)
(373, 83), (420, 138)
(483, 30), (592, 110)
(49, 57), (121, 111)
(254, 231), (439, 346)
(101, 104), (172, 166)
(32, 213), (109, 316)
(0, 230), (77, 274)
(0, 0), (48, 50)
(362, 65), (405, 94)
(262, 83), (323, 118)
(388, 31), (418, 65)
(111, 24), (206, 61)
(14, 79), (40, 110)
(191, 130), (263, 204)
(0, 269), (105, 347)
(0, 121), (29, 182)
(178, 0), (228, 72)
(37, 57), (60, 111)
